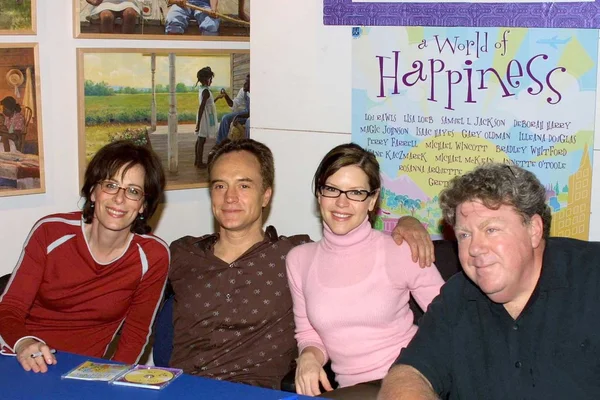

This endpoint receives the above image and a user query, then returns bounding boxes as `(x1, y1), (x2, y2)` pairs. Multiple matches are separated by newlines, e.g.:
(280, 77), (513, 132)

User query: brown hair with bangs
(81, 140), (166, 234)
(313, 143), (381, 221)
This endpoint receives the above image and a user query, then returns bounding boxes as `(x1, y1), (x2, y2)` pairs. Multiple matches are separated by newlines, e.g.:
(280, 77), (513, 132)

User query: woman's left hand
(295, 352), (333, 396)
(15, 338), (57, 373)
(391, 216), (434, 268)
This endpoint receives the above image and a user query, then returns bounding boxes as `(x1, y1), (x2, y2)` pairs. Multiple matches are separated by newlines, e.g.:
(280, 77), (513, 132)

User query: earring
(90, 202), (95, 208)
(138, 214), (145, 220)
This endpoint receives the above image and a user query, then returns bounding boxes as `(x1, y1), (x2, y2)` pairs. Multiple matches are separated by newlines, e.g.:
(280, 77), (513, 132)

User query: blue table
(0, 352), (308, 400)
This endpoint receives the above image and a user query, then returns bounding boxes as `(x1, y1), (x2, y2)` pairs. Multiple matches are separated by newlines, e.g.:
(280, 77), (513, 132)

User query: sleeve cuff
(298, 341), (329, 366)
(393, 357), (441, 395)
(13, 336), (46, 354)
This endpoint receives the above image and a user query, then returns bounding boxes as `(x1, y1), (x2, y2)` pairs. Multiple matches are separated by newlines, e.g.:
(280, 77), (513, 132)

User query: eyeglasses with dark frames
(99, 181), (145, 201)
(318, 185), (377, 202)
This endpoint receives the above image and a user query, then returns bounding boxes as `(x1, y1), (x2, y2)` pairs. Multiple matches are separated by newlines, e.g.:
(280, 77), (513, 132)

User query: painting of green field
(84, 91), (231, 126)
(79, 49), (250, 190)
(84, 123), (146, 161)
(0, 0), (33, 32)
(84, 91), (231, 158)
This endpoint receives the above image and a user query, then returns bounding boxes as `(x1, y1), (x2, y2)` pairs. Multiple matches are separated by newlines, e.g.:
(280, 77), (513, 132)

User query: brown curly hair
(439, 163), (552, 239)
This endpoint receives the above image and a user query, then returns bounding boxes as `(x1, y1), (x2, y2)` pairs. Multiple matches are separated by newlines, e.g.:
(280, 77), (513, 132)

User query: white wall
(0, 0), (246, 275)
(1, 0), (600, 275)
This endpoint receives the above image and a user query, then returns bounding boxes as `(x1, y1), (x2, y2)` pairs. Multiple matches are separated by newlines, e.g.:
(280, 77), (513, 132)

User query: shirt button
(515, 361), (522, 368)
(513, 324), (519, 331)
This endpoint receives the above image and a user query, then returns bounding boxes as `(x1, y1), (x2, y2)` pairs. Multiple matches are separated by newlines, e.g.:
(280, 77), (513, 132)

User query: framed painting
(74, 0), (249, 41)
(0, 0), (36, 35)
(0, 43), (45, 197)
(77, 48), (250, 191)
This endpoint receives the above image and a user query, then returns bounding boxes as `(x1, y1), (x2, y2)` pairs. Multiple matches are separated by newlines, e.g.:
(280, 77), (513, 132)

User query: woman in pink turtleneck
(286, 143), (444, 399)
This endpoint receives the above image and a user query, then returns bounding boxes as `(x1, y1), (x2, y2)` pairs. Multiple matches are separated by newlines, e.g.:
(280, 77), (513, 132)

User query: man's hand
(86, 0), (104, 6)
(168, 0), (187, 8)
(391, 216), (434, 268)
(15, 338), (57, 373)
(206, 9), (218, 18)
(295, 352), (333, 396)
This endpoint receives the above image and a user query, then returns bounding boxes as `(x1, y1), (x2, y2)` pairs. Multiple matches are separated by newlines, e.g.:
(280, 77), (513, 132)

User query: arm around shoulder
(378, 364), (439, 400)
(391, 216), (434, 267)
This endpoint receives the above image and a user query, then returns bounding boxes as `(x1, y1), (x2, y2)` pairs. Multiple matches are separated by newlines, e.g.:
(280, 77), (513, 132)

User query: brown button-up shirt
(169, 227), (310, 389)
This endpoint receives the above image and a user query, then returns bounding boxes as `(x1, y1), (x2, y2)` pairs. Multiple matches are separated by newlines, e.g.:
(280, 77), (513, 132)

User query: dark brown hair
(439, 163), (552, 238)
(81, 140), (166, 234)
(196, 66), (214, 87)
(313, 143), (381, 195)
(313, 143), (381, 220)
(207, 138), (274, 191)
(1, 96), (21, 113)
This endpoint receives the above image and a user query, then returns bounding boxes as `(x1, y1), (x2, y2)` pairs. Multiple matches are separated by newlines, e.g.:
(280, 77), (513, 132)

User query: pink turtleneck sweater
(286, 218), (444, 388)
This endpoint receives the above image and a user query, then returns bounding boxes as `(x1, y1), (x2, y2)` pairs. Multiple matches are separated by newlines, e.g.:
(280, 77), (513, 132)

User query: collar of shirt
(191, 225), (280, 253)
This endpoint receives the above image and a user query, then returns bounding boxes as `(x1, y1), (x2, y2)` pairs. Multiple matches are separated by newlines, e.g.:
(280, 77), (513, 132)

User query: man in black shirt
(379, 163), (600, 400)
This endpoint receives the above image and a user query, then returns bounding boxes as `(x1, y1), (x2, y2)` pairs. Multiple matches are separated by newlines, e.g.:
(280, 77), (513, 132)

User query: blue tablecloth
(0, 351), (305, 400)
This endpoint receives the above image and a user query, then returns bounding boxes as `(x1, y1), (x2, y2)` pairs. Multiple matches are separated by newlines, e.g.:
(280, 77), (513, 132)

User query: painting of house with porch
(78, 49), (249, 190)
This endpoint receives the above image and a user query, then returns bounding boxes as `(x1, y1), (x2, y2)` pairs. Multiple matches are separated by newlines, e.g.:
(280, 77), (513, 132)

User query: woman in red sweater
(0, 140), (169, 373)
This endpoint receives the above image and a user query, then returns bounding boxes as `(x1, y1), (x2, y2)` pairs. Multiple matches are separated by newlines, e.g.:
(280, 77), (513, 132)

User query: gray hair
(439, 163), (552, 238)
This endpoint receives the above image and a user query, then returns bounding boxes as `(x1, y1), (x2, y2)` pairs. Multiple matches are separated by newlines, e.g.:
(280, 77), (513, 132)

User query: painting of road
(78, 48), (250, 190)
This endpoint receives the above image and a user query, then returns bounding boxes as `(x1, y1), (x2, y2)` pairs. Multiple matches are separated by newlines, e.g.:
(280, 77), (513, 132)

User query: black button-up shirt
(395, 237), (600, 399)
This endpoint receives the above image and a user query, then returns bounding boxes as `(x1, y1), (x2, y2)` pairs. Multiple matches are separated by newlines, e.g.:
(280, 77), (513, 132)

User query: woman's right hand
(295, 352), (333, 396)
(15, 338), (56, 373)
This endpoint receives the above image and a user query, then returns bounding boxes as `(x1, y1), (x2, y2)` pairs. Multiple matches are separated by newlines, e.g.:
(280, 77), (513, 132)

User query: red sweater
(0, 212), (169, 363)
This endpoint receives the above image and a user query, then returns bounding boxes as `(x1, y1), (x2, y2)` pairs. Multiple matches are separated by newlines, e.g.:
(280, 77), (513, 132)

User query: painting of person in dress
(85, 0), (140, 34)
(0, 96), (24, 153)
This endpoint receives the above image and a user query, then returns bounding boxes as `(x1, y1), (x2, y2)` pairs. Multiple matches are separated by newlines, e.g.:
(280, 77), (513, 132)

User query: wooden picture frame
(77, 48), (250, 191)
(0, 0), (36, 35)
(73, 0), (249, 41)
(0, 43), (45, 197)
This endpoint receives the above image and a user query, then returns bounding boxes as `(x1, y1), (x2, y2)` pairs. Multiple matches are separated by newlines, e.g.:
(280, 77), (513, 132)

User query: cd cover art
(110, 365), (183, 390)
(61, 361), (132, 381)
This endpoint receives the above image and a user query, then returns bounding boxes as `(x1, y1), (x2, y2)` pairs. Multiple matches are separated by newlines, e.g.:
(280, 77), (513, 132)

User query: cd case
(61, 361), (132, 382)
(110, 365), (183, 390)
(61, 361), (183, 390)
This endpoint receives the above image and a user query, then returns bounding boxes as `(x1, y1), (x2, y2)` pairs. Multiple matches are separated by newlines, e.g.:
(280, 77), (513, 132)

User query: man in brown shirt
(169, 139), (433, 389)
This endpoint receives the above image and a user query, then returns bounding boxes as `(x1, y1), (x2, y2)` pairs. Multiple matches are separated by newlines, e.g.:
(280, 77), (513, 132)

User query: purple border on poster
(323, 0), (600, 28)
